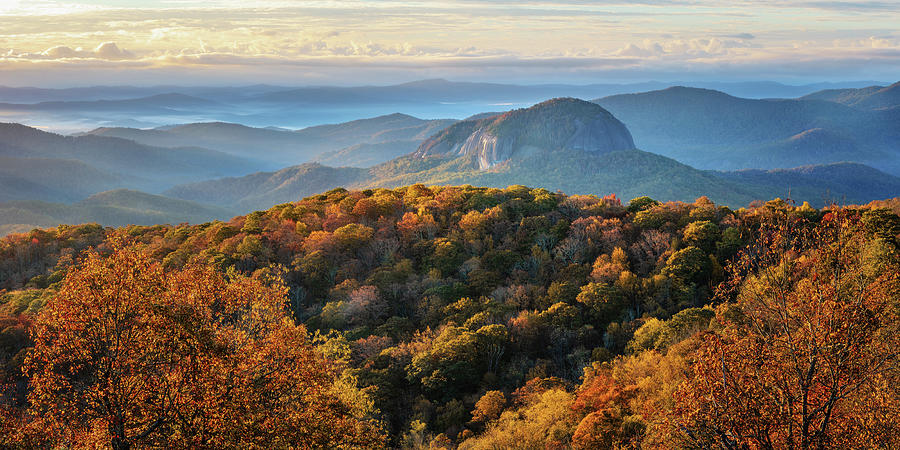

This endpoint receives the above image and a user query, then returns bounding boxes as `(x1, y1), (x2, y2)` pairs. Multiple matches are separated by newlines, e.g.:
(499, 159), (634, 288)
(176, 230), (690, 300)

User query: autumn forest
(1, 185), (898, 448)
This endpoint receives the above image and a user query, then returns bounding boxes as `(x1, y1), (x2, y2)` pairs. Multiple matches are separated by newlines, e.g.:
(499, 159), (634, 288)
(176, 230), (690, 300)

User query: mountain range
(166, 97), (900, 211)
(1, 81), (898, 235)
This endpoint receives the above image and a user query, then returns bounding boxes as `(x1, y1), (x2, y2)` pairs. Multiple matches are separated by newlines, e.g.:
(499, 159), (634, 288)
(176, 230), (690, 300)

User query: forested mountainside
(2, 185), (899, 447)
(166, 150), (758, 211)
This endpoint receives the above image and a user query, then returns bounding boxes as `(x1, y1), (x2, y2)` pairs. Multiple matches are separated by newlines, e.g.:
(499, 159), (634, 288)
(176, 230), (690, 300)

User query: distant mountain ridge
(593, 86), (900, 174)
(0, 115), (462, 233)
(0, 79), (887, 133)
(801, 81), (900, 110)
(247, 79), (894, 105)
(0, 93), (220, 111)
(0, 123), (254, 193)
(86, 114), (457, 166)
(1, 79), (885, 104)
(0, 156), (120, 202)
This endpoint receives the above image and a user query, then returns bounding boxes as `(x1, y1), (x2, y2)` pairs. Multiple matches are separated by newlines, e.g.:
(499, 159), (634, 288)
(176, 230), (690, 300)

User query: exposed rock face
(415, 98), (635, 169)
(460, 129), (509, 170)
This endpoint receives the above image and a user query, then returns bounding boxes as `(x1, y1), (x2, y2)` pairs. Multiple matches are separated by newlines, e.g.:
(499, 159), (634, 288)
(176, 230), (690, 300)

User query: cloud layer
(0, 0), (897, 85)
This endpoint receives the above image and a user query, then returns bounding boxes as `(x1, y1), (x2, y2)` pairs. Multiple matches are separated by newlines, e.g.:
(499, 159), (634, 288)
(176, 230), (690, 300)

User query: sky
(0, 0), (897, 87)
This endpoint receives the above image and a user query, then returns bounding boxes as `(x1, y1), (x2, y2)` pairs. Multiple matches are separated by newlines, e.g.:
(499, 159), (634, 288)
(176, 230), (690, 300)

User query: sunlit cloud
(0, 0), (896, 86)
(8, 42), (137, 60)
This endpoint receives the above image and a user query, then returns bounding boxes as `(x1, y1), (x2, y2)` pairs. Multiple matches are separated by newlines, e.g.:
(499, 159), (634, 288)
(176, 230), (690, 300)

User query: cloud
(11, 42), (138, 60)
(615, 43), (663, 57)
(0, 0), (897, 85)
(613, 38), (757, 59)
(42, 45), (81, 58)
(789, 1), (900, 12)
(93, 42), (134, 59)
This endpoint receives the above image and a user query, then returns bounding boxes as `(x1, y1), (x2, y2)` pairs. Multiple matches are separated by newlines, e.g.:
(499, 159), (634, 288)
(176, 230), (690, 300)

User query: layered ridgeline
(0, 123), (255, 234)
(0, 79), (876, 127)
(594, 86), (900, 174)
(3, 113), (458, 205)
(168, 98), (900, 211)
(86, 113), (457, 167)
(0, 122), (255, 198)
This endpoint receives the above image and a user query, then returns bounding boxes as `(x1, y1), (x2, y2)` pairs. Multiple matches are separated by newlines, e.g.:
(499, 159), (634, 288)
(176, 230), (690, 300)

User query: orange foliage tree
(571, 366), (642, 449)
(17, 241), (385, 448)
(674, 211), (900, 449)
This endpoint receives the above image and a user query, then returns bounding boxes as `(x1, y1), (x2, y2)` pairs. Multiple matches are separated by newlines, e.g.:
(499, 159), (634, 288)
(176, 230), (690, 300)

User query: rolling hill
(167, 150), (900, 214)
(166, 149), (762, 212)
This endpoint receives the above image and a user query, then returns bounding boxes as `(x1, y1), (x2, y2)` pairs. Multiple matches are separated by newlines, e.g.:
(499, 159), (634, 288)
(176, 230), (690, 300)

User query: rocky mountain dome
(414, 98), (635, 169)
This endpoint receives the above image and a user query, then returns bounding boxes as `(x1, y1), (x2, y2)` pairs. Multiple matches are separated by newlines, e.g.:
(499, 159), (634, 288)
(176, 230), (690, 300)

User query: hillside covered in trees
(1, 185), (899, 448)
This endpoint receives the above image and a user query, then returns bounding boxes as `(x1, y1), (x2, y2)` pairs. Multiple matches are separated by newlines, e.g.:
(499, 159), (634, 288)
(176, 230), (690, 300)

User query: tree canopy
(1, 186), (898, 447)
